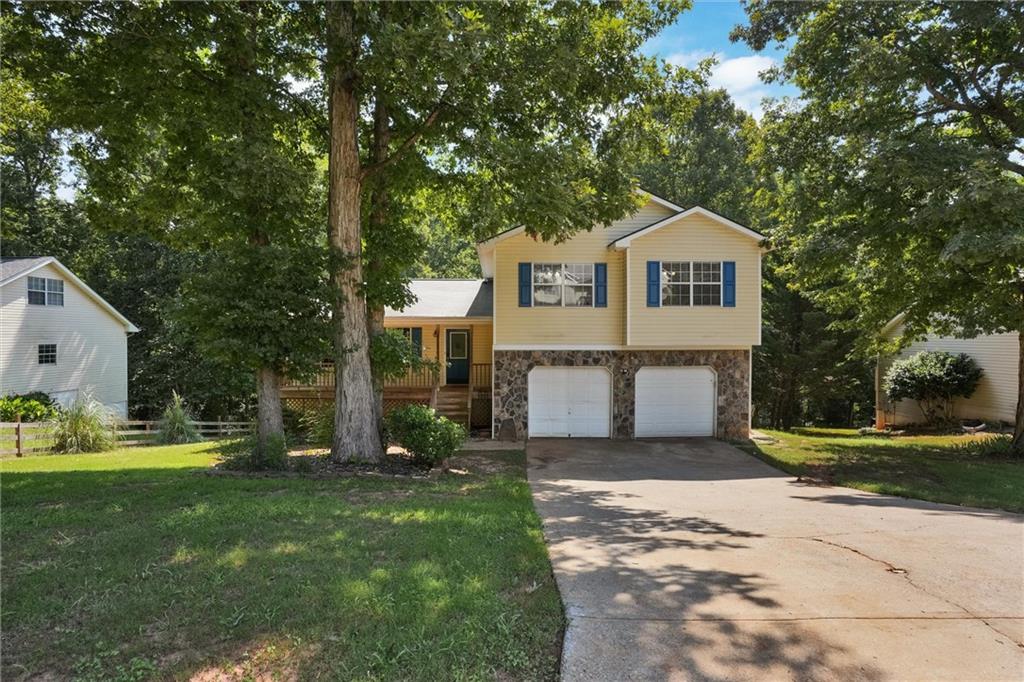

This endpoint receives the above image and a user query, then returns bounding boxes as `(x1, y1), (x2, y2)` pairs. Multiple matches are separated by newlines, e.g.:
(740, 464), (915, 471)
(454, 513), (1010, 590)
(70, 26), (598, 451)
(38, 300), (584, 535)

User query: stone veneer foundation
(493, 349), (750, 441)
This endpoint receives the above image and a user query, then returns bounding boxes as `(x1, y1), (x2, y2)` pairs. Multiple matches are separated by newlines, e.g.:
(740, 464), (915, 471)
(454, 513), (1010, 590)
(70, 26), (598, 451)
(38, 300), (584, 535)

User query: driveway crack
(807, 536), (1023, 647)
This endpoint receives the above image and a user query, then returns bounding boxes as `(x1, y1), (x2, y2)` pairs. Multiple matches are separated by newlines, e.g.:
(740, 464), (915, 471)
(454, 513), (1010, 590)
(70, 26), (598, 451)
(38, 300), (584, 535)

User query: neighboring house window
(27, 276), (64, 306)
(661, 262), (721, 306)
(532, 263), (594, 307)
(38, 343), (57, 365)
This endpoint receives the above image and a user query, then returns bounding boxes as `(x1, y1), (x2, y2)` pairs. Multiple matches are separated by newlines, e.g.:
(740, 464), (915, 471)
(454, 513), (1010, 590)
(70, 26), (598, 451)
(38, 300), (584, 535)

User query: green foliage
(370, 329), (437, 383)
(52, 394), (116, 454)
(884, 352), (983, 426)
(0, 392), (59, 422)
(734, 1), (1024, 439)
(217, 433), (289, 472)
(156, 392), (201, 445)
(298, 404), (334, 447)
(951, 435), (1020, 460)
(384, 405), (467, 466)
(636, 83), (757, 222)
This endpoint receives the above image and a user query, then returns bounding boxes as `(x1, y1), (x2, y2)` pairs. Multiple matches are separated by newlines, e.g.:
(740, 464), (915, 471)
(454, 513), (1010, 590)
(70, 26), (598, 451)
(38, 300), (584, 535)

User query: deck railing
(470, 363), (492, 388)
(284, 362), (491, 391)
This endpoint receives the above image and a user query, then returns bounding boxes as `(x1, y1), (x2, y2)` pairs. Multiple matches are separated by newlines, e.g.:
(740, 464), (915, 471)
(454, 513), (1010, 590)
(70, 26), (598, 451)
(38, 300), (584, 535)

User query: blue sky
(644, 1), (798, 119)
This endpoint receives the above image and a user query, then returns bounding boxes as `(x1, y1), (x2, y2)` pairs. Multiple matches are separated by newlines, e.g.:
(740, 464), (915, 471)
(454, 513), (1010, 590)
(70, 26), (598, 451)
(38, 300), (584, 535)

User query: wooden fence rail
(0, 419), (253, 457)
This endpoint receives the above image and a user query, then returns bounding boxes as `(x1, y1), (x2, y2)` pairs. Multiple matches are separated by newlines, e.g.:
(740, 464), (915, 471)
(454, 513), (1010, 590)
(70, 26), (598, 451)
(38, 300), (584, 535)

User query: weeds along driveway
(527, 438), (1024, 682)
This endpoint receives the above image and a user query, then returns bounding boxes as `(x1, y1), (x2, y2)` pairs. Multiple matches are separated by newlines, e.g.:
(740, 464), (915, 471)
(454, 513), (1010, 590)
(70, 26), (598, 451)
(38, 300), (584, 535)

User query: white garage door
(528, 367), (611, 438)
(635, 367), (716, 437)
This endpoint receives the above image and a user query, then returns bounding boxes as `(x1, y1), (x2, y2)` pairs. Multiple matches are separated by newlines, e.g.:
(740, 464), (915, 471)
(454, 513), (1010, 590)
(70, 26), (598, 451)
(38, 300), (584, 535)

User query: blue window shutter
(518, 263), (532, 307)
(723, 261), (736, 307)
(594, 263), (607, 307)
(411, 327), (422, 356)
(646, 261), (660, 307)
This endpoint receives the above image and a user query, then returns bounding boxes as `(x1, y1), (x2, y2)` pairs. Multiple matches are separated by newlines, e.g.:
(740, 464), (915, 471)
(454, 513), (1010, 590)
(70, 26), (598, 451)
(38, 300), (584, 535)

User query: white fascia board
(1, 257), (140, 332)
(611, 206), (766, 249)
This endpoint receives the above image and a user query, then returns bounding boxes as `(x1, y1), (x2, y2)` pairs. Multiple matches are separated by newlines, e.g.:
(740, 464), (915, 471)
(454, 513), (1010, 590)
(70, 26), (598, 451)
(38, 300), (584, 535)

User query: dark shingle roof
(386, 279), (492, 318)
(0, 257), (51, 284)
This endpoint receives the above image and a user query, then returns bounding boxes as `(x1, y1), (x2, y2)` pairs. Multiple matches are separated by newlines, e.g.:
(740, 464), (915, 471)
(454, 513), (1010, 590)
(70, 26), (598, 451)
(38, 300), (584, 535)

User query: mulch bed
(203, 450), (432, 480)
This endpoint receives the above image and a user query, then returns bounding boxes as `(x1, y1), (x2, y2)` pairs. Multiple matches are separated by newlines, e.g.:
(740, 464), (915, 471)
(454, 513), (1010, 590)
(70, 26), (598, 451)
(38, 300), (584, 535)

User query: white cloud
(708, 55), (777, 119)
(665, 49), (713, 69)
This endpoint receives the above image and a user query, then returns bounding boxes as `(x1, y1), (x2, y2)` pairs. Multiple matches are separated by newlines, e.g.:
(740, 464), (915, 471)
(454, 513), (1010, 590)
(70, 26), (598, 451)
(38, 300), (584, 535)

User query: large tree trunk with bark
(327, 2), (383, 462)
(1014, 330), (1024, 452)
(365, 94), (391, 441)
(255, 366), (284, 450)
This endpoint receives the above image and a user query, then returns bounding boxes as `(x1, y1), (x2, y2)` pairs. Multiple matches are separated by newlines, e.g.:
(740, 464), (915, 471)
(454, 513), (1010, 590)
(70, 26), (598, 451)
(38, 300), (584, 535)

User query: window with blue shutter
(410, 327), (423, 356)
(518, 263), (532, 307)
(646, 261), (660, 307)
(722, 261), (736, 307)
(594, 263), (607, 307)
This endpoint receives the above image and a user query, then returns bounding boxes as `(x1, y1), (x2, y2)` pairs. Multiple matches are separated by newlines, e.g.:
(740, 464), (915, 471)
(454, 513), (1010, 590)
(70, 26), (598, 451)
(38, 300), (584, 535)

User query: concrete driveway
(527, 438), (1024, 681)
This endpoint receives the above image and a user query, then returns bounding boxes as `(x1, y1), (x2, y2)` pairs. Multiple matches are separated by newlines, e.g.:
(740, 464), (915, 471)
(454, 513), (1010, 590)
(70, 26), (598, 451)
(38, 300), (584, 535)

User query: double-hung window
(27, 276), (64, 306)
(532, 263), (594, 307)
(661, 262), (721, 306)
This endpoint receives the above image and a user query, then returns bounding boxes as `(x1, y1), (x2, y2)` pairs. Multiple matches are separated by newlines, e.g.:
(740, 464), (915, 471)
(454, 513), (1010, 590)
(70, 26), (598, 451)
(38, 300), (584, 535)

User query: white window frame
(27, 276), (64, 306)
(38, 343), (57, 365)
(531, 263), (594, 308)
(660, 261), (722, 307)
(447, 330), (468, 360)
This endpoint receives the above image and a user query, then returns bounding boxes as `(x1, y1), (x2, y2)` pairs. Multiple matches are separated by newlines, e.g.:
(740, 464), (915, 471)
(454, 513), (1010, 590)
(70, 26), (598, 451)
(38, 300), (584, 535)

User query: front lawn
(741, 428), (1024, 513)
(1, 443), (563, 681)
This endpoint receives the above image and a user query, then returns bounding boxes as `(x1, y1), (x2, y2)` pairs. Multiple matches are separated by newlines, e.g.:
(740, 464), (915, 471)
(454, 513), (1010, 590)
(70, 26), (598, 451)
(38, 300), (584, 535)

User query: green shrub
(217, 432), (289, 471)
(951, 434), (1019, 459)
(53, 394), (116, 453)
(883, 351), (983, 426)
(157, 392), (202, 444)
(0, 392), (59, 422)
(299, 404), (334, 446)
(384, 404), (466, 466)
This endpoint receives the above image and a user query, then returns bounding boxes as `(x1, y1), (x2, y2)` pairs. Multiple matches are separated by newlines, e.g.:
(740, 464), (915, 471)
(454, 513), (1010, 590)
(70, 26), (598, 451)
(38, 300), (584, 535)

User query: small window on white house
(27, 276), (64, 306)
(532, 263), (593, 307)
(38, 344), (57, 365)
(661, 262), (721, 306)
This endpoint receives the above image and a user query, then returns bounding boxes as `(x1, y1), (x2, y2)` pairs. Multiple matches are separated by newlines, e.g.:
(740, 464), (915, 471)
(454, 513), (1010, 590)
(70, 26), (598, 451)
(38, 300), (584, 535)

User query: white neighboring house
(875, 314), (1020, 428)
(0, 257), (138, 416)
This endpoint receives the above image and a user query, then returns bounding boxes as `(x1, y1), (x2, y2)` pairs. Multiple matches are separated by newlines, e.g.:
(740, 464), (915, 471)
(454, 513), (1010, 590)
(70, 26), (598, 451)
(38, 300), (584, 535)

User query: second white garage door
(528, 367), (611, 438)
(635, 367), (716, 437)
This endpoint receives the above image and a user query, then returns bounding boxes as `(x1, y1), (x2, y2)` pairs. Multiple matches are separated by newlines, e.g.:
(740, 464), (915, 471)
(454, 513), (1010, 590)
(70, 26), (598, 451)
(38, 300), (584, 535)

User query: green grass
(1, 443), (563, 681)
(741, 428), (1024, 513)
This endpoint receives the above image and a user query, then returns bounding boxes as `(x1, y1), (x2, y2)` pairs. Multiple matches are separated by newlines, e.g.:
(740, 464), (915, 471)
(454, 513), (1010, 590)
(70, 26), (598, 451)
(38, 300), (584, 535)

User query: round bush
(883, 351), (983, 425)
(384, 404), (466, 466)
(157, 392), (202, 444)
(53, 393), (116, 453)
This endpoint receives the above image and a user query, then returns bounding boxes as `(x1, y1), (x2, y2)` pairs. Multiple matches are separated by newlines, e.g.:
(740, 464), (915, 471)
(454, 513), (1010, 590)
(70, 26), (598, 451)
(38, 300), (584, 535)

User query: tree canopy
(736, 0), (1024, 445)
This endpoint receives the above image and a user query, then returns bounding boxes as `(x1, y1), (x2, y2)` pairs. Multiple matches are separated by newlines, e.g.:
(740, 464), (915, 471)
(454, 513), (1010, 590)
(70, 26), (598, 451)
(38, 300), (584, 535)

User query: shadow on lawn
(0, 454), (562, 681)
(529, 478), (885, 682)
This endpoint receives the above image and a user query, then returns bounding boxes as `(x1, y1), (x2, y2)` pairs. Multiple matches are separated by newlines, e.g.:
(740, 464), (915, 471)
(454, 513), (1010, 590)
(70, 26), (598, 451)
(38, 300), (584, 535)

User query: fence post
(15, 414), (22, 457)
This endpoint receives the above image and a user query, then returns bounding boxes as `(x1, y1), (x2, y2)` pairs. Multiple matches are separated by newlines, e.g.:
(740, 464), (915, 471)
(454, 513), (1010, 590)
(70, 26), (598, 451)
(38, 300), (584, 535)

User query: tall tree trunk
(1014, 330), (1024, 452)
(327, 2), (383, 462)
(256, 366), (284, 449)
(366, 94), (391, 441)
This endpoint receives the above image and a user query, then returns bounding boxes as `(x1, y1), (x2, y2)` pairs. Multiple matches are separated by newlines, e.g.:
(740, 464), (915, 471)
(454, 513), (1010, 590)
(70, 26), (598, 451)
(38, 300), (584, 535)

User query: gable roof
(0, 257), (140, 332)
(385, 279), (492, 319)
(610, 205), (766, 248)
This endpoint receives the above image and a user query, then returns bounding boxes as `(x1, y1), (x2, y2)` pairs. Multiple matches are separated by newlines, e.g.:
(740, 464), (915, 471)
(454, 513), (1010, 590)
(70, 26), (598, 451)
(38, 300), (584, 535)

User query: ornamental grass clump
(157, 392), (202, 444)
(53, 393), (116, 453)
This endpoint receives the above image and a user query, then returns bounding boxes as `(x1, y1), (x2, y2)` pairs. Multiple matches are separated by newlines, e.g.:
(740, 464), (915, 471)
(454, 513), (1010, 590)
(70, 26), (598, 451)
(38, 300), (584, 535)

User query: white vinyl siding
(1, 263), (129, 415)
(494, 198), (675, 345)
